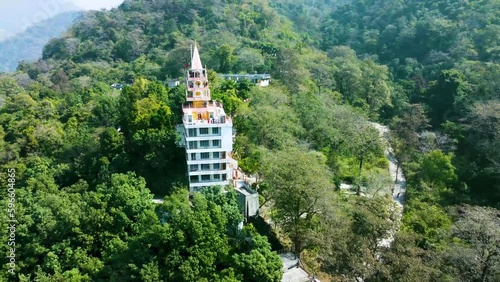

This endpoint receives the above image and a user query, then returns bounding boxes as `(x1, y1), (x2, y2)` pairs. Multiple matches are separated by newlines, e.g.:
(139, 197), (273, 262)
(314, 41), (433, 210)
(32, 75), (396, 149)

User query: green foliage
(460, 101), (500, 201)
(201, 186), (244, 235)
(373, 231), (447, 282)
(426, 69), (470, 126)
(215, 44), (237, 73)
(261, 148), (334, 253)
(0, 178), (282, 281)
(403, 201), (452, 247)
(314, 196), (396, 280)
(419, 150), (457, 187)
(442, 205), (500, 282)
(317, 0), (499, 73)
(212, 88), (244, 117)
(235, 86), (304, 150)
(114, 78), (184, 194)
(232, 226), (283, 282)
(1, 0), (499, 281)
(234, 135), (262, 175)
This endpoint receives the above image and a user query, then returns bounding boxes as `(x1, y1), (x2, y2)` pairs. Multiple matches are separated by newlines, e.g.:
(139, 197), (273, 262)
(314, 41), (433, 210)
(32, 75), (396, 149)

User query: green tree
(0, 76), (24, 98)
(314, 196), (395, 280)
(233, 225), (283, 282)
(419, 150), (457, 187)
(442, 205), (500, 282)
(261, 148), (334, 253)
(462, 101), (500, 201)
(427, 69), (470, 127)
(274, 48), (307, 93)
(309, 62), (336, 95)
(391, 103), (430, 157)
(328, 46), (362, 102)
(236, 48), (265, 73)
(372, 231), (446, 282)
(235, 86), (304, 150)
(345, 122), (384, 195)
(215, 44), (236, 73)
(99, 127), (124, 159)
(359, 59), (392, 117)
(402, 201), (452, 247)
(201, 186), (243, 236)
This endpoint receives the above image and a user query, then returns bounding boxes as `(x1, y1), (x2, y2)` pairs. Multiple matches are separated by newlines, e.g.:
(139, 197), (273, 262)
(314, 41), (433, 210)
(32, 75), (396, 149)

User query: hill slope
(0, 11), (82, 72)
(0, 0), (80, 41)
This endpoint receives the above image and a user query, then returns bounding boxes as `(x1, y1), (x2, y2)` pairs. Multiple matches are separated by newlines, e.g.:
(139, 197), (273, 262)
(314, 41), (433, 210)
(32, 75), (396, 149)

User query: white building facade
(179, 44), (237, 193)
(219, 73), (271, 87)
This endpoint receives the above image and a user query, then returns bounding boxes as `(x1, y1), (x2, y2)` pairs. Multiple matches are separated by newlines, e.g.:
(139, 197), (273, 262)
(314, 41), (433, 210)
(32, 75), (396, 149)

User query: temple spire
(191, 43), (203, 70)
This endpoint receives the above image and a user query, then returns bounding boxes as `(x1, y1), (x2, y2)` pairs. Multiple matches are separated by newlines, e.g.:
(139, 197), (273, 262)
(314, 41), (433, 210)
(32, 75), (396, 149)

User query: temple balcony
(183, 101), (223, 109)
(187, 86), (209, 92)
(182, 102), (232, 126)
(182, 117), (232, 127)
(187, 70), (207, 80)
(186, 96), (211, 102)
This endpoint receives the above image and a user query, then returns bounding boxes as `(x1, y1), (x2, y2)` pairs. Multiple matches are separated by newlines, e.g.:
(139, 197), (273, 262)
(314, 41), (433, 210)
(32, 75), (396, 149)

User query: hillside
(317, 0), (500, 78)
(0, 0), (499, 281)
(0, 11), (83, 72)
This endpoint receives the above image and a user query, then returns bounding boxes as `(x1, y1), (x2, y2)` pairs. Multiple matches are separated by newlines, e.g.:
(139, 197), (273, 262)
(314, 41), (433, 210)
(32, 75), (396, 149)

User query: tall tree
(443, 205), (500, 282)
(427, 69), (470, 127)
(345, 122), (384, 195)
(261, 148), (334, 253)
(462, 101), (500, 200)
(314, 197), (395, 280)
(372, 231), (445, 282)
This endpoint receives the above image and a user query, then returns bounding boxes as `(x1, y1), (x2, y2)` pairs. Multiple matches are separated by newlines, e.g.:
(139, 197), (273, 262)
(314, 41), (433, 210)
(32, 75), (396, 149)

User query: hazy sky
(70, 0), (124, 10)
(0, 0), (125, 41)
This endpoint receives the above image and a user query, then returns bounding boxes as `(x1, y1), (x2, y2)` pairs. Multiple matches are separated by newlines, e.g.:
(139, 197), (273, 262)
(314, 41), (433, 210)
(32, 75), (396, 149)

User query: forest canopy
(0, 0), (499, 281)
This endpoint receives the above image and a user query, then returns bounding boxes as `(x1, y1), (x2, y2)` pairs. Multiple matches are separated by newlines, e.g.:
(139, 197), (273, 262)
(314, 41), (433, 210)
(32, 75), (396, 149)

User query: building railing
(218, 74), (271, 80)
(183, 118), (231, 125)
(189, 167), (227, 172)
(188, 146), (222, 150)
(186, 132), (222, 138)
(190, 178), (228, 184)
(189, 154), (227, 160)
(182, 101), (223, 109)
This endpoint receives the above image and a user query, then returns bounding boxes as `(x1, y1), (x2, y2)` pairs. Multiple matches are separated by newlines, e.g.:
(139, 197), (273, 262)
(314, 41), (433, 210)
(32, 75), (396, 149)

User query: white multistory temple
(177, 44), (238, 193)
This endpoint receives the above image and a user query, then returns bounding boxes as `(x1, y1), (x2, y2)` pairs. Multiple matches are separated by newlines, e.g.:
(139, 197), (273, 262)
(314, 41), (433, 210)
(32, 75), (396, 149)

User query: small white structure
(152, 199), (164, 204)
(167, 80), (180, 88)
(111, 83), (124, 90)
(234, 180), (259, 218)
(219, 74), (271, 87)
(177, 44), (238, 193)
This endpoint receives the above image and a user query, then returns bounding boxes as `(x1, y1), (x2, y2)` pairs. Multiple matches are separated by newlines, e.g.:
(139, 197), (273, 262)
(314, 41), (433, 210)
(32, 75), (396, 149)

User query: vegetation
(0, 0), (498, 281)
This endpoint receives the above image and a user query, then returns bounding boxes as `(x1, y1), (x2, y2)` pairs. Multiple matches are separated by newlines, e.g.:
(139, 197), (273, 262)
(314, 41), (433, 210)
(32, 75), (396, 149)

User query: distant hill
(0, 11), (82, 73)
(0, 0), (80, 41)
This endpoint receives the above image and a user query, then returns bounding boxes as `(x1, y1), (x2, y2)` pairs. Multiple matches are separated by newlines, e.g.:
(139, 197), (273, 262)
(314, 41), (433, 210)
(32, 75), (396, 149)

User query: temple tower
(180, 44), (237, 193)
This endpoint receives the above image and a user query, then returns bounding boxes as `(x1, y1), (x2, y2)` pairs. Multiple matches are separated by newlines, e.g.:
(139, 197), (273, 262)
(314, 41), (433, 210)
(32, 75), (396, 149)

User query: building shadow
(247, 216), (284, 252)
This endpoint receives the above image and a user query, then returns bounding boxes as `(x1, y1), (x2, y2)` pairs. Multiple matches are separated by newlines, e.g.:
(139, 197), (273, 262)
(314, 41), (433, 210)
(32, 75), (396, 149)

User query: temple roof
(191, 44), (203, 70)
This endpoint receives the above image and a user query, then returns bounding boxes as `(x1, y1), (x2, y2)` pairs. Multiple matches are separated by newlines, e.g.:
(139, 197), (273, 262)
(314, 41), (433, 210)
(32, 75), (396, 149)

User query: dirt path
(371, 123), (407, 247)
